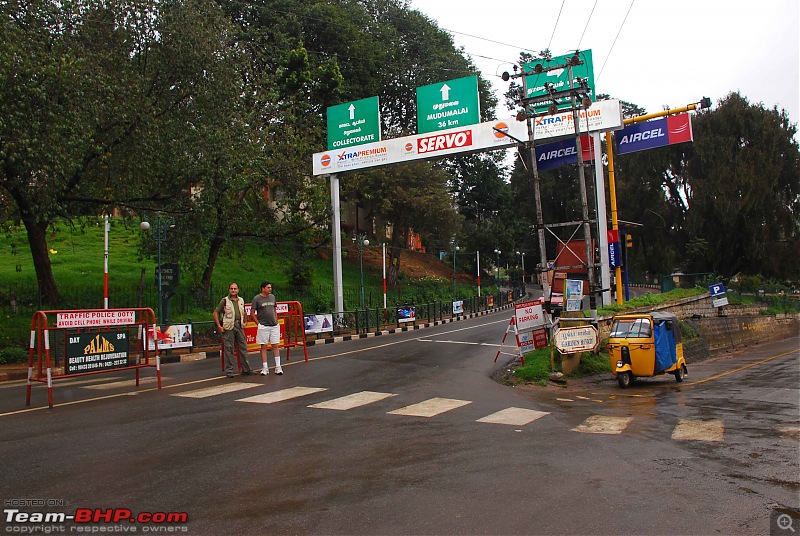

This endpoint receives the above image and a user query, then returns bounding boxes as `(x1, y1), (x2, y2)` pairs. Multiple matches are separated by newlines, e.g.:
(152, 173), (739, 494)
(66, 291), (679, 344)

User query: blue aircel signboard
(616, 114), (693, 155)
(608, 230), (621, 268)
(535, 136), (595, 170)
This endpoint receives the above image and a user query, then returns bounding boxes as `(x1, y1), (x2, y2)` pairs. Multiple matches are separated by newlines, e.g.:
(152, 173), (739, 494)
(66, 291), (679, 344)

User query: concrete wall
(596, 293), (799, 361)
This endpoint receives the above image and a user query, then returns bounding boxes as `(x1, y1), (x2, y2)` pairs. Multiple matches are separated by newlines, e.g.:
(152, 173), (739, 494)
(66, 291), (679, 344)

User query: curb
(304, 305), (511, 347)
(0, 303), (515, 380)
(175, 304), (514, 360)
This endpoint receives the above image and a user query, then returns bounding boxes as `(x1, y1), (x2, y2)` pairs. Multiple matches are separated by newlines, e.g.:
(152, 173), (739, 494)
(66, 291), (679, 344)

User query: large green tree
(684, 92), (800, 279)
(0, 0), (243, 303)
(605, 92), (799, 281)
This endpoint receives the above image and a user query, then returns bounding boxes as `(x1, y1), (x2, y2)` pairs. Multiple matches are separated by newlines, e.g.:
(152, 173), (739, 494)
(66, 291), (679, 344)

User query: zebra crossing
(164, 382), (728, 441)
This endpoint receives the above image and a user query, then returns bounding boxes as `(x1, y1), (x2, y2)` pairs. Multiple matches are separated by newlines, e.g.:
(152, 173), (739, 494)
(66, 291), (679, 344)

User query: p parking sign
(708, 282), (726, 297)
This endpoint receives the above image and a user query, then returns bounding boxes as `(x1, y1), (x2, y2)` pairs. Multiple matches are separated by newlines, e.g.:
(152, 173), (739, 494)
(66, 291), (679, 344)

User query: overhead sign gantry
(314, 52), (624, 316)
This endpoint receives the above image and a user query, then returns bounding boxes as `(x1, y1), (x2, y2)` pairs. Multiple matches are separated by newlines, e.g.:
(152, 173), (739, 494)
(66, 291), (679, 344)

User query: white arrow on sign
(440, 83), (451, 101)
(547, 68), (564, 78)
(348, 103), (355, 120)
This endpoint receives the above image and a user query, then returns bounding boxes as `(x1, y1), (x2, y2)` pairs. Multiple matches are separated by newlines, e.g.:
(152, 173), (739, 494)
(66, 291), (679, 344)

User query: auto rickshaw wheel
(674, 365), (685, 383)
(675, 366), (683, 383)
(617, 371), (632, 389)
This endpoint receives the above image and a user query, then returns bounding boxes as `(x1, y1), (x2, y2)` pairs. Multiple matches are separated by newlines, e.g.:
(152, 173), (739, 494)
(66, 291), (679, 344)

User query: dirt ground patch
(343, 245), (475, 283)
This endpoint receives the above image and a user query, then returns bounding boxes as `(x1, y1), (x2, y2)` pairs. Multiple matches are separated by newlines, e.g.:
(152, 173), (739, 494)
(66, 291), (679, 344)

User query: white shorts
(256, 324), (281, 346)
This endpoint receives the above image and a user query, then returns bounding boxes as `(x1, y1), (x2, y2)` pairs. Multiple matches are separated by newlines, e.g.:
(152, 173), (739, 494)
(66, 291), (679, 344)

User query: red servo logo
(417, 130), (473, 154)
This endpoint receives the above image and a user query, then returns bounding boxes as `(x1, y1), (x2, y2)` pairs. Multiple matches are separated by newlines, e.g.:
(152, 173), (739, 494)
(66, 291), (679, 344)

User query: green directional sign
(327, 96), (381, 150)
(524, 50), (595, 114)
(416, 75), (480, 134)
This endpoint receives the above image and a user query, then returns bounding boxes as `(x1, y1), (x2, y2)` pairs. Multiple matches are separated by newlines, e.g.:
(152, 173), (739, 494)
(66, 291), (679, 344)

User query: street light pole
(493, 249), (501, 286)
(355, 234), (369, 310)
(140, 214), (172, 322)
(516, 250), (526, 292)
(451, 240), (459, 294)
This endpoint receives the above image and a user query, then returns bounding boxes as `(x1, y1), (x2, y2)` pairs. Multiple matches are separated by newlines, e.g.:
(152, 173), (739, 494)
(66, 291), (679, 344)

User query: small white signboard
(514, 301), (545, 331)
(553, 325), (599, 354)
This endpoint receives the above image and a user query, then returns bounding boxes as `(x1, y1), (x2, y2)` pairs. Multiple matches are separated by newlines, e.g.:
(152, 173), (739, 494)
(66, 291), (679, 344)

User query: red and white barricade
(26, 307), (162, 408)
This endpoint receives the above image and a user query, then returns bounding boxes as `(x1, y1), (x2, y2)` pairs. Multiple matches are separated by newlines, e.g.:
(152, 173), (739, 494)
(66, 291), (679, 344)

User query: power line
(440, 28), (539, 56)
(547, 0), (566, 51)
(576, 0), (598, 50)
(597, 0), (636, 83)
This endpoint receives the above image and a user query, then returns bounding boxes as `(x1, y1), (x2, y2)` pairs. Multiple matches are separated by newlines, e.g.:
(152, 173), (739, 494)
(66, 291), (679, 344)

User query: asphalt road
(1, 310), (798, 535)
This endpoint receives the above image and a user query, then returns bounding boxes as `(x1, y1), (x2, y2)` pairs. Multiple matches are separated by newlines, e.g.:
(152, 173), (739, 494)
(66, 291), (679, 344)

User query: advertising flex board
(313, 99), (623, 175)
(608, 230), (621, 268)
(416, 75), (480, 134)
(535, 135), (595, 170)
(616, 113), (693, 155)
(66, 331), (129, 374)
(327, 96), (381, 150)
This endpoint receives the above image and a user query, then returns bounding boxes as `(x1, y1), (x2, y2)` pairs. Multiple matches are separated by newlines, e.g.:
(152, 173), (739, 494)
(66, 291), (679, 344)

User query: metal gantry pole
(522, 73), (550, 298)
(330, 174), (344, 316)
(568, 63), (596, 297)
(156, 214), (163, 323)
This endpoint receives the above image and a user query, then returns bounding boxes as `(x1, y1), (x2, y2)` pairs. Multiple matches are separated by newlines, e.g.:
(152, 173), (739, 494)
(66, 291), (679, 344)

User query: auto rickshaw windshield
(610, 318), (653, 338)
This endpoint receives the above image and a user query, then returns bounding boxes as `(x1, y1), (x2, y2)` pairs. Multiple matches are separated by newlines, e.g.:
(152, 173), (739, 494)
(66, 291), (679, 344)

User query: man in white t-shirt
(250, 281), (283, 375)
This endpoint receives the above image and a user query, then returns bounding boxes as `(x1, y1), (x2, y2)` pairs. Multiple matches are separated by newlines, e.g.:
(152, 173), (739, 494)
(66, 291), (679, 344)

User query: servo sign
(417, 130), (473, 154)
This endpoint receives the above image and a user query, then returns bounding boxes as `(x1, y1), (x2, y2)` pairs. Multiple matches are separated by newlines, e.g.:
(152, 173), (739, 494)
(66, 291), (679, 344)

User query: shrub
(0, 346), (28, 364)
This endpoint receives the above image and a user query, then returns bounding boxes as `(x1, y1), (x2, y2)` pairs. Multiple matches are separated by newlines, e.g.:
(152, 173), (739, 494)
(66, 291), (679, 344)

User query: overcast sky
(407, 0), (799, 137)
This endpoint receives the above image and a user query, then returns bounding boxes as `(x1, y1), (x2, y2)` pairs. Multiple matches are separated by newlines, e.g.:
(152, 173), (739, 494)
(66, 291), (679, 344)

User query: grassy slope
(0, 218), (464, 351)
(0, 218), (386, 294)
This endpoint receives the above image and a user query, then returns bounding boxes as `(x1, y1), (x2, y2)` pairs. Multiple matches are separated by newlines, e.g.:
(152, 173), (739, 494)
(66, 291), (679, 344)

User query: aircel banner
(535, 135), (595, 170)
(313, 99), (623, 175)
(616, 113), (693, 155)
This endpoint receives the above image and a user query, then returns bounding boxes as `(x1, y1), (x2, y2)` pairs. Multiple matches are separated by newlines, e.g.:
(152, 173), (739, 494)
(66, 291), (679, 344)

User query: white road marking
(237, 386), (327, 404)
(83, 377), (162, 390)
(672, 419), (724, 442)
(417, 339), (502, 347)
(171, 383), (261, 398)
(388, 397), (471, 417)
(477, 407), (550, 426)
(572, 415), (633, 434)
(309, 391), (397, 410)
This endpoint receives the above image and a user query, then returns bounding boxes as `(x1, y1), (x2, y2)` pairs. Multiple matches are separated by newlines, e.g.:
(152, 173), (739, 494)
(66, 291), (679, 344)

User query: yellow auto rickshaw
(607, 312), (687, 388)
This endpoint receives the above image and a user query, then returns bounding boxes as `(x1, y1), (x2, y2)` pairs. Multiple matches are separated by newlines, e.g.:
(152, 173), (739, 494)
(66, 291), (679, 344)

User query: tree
(0, 0), (243, 303)
(344, 162), (461, 286)
(684, 92), (800, 279)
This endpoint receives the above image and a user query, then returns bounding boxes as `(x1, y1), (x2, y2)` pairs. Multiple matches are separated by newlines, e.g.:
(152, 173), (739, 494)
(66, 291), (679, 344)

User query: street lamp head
(363, 239), (369, 247)
(455, 246), (460, 252)
(139, 221), (151, 231)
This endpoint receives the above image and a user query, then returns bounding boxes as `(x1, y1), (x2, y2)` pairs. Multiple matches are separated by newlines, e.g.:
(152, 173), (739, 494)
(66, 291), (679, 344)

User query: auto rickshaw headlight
(616, 360), (624, 368)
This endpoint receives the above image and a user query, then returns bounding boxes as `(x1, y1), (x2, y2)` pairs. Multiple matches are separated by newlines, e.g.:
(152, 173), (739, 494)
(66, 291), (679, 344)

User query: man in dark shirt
(250, 281), (283, 375)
